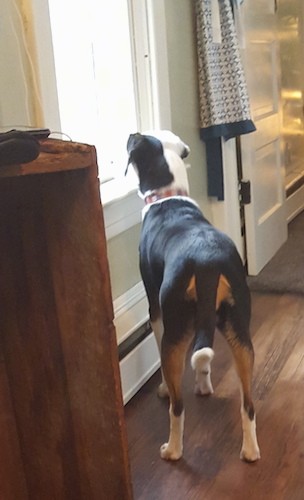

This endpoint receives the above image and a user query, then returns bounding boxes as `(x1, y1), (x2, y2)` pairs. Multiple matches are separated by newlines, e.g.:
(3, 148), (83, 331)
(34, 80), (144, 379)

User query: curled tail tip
(191, 347), (214, 371)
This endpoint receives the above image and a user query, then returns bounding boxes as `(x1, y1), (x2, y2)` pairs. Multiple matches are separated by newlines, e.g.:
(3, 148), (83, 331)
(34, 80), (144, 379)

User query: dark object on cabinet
(0, 129), (41, 166)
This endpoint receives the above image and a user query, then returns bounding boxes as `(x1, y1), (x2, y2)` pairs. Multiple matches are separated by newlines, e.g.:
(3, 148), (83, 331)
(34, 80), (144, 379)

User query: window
(48, 0), (154, 189)
(31, 0), (170, 236)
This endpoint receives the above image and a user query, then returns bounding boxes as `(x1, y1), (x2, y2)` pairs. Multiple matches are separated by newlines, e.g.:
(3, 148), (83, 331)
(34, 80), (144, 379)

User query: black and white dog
(126, 130), (260, 463)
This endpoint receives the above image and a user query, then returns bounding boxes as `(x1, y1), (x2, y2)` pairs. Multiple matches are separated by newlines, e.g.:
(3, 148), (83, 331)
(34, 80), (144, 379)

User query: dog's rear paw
(191, 347), (214, 396)
(157, 382), (169, 398)
(194, 381), (214, 396)
(160, 442), (182, 461)
(240, 446), (261, 463)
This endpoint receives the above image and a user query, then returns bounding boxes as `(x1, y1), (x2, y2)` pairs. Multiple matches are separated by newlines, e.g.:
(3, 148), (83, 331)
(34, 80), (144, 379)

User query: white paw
(240, 445), (261, 462)
(191, 347), (214, 371)
(191, 347), (214, 396)
(157, 382), (169, 398)
(240, 412), (260, 462)
(160, 442), (182, 461)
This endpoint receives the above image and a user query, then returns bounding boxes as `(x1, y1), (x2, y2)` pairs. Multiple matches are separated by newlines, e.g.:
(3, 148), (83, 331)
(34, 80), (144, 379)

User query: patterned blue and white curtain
(195, 0), (254, 200)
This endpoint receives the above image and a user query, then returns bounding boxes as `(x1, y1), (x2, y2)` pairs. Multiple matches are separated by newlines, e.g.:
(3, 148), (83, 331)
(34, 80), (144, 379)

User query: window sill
(100, 178), (144, 240)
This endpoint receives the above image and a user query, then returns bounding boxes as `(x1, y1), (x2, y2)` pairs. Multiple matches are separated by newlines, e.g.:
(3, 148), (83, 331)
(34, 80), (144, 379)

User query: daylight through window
(48, 0), (153, 184)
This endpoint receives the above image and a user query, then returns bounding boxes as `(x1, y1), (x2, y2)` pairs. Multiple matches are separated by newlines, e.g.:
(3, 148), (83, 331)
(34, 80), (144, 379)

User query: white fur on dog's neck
(163, 149), (190, 193)
(142, 194), (199, 219)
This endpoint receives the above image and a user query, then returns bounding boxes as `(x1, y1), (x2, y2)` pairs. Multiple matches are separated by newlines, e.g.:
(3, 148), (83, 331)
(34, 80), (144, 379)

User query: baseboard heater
(118, 321), (160, 405)
(118, 320), (151, 361)
(286, 174), (304, 198)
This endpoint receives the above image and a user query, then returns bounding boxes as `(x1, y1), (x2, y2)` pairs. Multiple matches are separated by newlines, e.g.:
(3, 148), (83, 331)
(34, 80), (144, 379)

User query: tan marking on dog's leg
(185, 274), (234, 307)
(185, 275), (197, 301)
(224, 328), (260, 462)
(191, 347), (214, 395)
(216, 275), (234, 309)
(151, 318), (169, 398)
(160, 335), (192, 460)
(160, 406), (185, 461)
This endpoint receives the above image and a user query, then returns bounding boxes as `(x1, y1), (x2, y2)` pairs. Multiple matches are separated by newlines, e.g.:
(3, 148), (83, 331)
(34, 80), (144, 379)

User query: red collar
(144, 188), (188, 205)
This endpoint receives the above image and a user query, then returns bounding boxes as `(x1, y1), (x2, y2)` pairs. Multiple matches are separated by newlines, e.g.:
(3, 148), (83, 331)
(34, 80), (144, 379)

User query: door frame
(210, 138), (245, 261)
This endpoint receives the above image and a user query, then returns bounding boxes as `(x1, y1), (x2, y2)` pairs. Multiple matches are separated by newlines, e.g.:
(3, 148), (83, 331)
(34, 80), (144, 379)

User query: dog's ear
(125, 133), (143, 175)
(124, 156), (132, 176)
(125, 132), (175, 194)
(125, 157), (132, 175)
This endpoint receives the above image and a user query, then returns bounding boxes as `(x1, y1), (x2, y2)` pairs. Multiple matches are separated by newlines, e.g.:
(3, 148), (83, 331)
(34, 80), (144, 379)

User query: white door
(240, 0), (287, 275)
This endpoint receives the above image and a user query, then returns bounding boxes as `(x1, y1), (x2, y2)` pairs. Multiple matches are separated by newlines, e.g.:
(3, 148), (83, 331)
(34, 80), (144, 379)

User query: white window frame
(31, 0), (171, 239)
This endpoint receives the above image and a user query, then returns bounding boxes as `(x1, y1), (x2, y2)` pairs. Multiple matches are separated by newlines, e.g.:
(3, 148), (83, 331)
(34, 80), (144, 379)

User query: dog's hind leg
(189, 270), (218, 396)
(150, 317), (169, 398)
(218, 303), (260, 462)
(158, 282), (194, 461)
(160, 333), (192, 461)
(230, 335), (260, 462)
(141, 269), (169, 398)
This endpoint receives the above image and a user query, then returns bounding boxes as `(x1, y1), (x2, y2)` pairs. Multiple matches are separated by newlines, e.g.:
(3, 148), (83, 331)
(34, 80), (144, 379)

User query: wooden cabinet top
(0, 139), (97, 179)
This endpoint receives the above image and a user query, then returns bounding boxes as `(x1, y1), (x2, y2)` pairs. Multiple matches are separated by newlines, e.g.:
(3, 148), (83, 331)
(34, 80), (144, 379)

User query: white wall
(163, 0), (211, 219)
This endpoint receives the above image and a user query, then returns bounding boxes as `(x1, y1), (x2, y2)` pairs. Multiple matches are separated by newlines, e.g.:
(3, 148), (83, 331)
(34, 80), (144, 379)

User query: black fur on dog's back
(140, 197), (250, 346)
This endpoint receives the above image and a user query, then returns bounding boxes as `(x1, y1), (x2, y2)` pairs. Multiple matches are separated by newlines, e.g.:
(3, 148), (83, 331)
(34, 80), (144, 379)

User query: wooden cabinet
(0, 139), (132, 499)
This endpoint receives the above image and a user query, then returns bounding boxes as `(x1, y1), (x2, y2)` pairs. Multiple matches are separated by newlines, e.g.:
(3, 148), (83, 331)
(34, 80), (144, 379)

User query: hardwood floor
(125, 292), (304, 500)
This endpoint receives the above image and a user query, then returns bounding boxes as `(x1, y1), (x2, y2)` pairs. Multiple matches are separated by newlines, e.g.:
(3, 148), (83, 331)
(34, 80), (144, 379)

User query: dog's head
(126, 130), (190, 196)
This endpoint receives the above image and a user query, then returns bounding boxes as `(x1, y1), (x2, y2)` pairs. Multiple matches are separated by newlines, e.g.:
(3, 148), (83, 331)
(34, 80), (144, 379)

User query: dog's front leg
(151, 318), (169, 398)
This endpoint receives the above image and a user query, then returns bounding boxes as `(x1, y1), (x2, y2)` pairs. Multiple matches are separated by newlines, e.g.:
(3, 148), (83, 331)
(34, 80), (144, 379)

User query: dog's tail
(190, 266), (220, 396)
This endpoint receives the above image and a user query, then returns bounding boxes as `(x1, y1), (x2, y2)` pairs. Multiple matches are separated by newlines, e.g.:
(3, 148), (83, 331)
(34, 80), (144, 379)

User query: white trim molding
(113, 281), (149, 345)
(120, 332), (160, 405)
(113, 281), (160, 405)
(286, 184), (304, 223)
(146, 0), (172, 129)
(210, 138), (244, 260)
(102, 186), (143, 240)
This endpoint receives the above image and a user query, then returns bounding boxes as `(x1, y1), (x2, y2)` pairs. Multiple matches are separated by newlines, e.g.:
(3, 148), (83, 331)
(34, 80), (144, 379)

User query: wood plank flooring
(125, 292), (304, 500)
